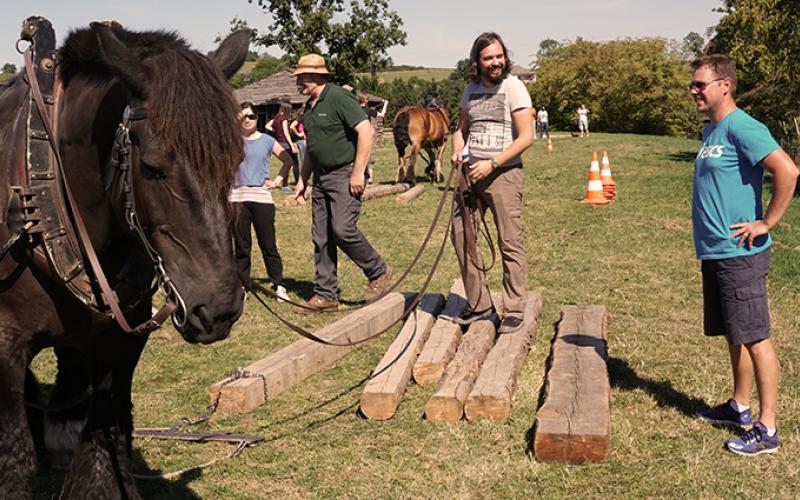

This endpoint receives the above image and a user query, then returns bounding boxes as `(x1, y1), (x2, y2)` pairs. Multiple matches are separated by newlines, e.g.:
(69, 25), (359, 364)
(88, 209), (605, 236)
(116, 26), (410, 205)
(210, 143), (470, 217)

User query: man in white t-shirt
(450, 32), (533, 334)
(577, 104), (589, 137)
(537, 107), (549, 139)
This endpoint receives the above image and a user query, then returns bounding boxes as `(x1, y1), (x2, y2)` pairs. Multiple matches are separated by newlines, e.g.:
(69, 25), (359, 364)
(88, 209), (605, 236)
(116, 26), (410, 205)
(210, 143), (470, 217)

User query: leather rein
(3, 24), (183, 335)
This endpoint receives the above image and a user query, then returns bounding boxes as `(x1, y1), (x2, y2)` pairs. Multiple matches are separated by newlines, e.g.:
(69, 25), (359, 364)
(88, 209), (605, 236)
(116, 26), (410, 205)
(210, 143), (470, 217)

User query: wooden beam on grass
(360, 294), (445, 420)
(282, 186), (312, 207)
(424, 293), (501, 422)
(362, 183), (409, 201)
(395, 184), (427, 205)
(412, 280), (469, 386)
(465, 291), (543, 421)
(533, 305), (610, 464)
(209, 292), (414, 414)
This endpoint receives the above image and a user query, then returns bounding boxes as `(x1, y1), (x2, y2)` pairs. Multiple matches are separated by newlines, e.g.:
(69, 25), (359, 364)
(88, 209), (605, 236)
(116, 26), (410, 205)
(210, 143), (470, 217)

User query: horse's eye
(141, 162), (166, 179)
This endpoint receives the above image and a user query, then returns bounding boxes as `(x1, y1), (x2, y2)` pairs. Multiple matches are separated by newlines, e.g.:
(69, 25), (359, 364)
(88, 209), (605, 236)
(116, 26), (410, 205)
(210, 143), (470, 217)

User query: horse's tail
(393, 108), (411, 154)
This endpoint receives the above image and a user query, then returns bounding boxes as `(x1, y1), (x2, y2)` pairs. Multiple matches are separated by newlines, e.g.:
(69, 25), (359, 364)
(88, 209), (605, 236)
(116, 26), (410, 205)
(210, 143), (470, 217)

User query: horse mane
(58, 26), (242, 202)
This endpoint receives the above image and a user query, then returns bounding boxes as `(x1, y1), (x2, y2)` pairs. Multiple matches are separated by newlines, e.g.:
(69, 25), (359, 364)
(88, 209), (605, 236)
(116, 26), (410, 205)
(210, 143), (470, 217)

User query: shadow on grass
(31, 446), (203, 499)
(664, 151), (697, 163)
(607, 357), (707, 417)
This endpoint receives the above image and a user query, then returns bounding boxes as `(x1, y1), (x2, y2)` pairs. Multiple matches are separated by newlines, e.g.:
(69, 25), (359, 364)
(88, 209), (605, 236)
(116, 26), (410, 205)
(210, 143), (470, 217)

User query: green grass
(32, 133), (800, 498)
(362, 68), (453, 83)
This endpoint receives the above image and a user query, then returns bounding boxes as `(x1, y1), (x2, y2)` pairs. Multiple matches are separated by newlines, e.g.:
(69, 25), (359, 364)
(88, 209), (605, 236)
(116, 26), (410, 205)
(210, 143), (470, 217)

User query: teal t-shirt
(692, 108), (780, 260)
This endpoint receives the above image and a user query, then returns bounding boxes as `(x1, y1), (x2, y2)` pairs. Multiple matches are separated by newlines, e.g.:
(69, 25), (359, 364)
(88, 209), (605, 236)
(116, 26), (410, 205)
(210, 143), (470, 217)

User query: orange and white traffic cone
(547, 138), (553, 153)
(600, 151), (617, 201)
(581, 151), (609, 205)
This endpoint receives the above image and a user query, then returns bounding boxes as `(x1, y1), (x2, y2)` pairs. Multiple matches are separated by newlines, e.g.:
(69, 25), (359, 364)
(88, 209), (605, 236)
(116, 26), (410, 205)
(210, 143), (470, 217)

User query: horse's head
(60, 24), (250, 343)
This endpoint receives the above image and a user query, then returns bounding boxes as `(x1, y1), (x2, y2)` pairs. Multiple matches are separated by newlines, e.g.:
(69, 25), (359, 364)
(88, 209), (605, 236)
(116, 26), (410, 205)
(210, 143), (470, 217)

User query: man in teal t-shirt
(690, 54), (798, 456)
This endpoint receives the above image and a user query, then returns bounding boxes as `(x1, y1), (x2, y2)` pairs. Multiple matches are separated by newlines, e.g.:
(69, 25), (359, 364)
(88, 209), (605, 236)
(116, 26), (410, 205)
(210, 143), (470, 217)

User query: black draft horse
(392, 105), (449, 185)
(0, 22), (248, 498)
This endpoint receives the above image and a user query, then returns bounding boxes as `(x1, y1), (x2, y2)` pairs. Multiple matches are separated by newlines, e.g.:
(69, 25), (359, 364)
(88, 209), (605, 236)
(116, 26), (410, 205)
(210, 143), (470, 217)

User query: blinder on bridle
(106, 104), (189, 329)
(3, 17), (188, 335)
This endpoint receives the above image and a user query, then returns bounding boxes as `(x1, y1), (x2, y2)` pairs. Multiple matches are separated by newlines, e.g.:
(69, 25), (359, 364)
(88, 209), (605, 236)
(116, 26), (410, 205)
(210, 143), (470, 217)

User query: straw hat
(292, 54), (330, 76)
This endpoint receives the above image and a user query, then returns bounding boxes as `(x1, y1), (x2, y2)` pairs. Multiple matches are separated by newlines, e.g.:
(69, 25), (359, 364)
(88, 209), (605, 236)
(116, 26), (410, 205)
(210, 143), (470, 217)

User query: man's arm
(349, 119), (375, 196)
(730, 148), (799, 248)
(468, 107), (534, 182)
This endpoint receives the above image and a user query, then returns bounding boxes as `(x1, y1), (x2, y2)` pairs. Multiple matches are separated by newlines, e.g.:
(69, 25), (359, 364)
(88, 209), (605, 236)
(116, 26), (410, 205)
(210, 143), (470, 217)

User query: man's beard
(482, 66), (505, 85)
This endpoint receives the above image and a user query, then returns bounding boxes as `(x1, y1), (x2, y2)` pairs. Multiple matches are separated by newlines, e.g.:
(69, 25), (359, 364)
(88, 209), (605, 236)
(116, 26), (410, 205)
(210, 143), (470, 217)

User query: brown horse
(392, 105), (449, 184)
(0, 19), (248, 498)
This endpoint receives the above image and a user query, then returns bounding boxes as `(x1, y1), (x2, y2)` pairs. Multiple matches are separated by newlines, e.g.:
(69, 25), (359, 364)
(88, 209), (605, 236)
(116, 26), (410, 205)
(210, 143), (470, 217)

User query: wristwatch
(490, 158), (499, 169)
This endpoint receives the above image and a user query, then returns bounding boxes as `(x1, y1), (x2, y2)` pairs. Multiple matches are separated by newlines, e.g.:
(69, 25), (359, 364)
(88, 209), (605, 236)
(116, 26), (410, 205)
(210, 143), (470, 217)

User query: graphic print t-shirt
(459, 75), (532, 166)
(692, 108), (780, 259)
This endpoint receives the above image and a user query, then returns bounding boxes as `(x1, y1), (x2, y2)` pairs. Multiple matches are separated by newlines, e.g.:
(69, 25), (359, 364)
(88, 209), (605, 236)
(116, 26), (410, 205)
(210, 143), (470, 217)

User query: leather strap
(24, 48), (175, 334)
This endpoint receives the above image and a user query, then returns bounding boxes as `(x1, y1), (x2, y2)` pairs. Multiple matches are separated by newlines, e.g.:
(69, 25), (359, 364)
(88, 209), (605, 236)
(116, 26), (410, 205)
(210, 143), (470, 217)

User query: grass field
(361, 68), (453, 82)
(32, 133), (800, 498)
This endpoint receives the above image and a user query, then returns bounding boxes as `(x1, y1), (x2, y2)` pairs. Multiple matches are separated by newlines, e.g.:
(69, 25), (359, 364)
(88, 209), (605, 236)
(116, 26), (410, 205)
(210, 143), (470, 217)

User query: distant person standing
(289, 111), (306, 171)
(690, 54), (798, 455)
(450, 32), (533, 334)
(577, 104), (590, 137)
(357, 91), (378, 184)
(292, 54), (391, 312)
(537, 107), (549, 139)
(233, 102), (293, 300)
(266, 101), (299, 188)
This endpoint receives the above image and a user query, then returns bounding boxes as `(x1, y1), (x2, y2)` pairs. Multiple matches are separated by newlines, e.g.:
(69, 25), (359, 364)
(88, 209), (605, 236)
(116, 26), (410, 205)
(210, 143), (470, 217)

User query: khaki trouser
(451, 166), (527, 318)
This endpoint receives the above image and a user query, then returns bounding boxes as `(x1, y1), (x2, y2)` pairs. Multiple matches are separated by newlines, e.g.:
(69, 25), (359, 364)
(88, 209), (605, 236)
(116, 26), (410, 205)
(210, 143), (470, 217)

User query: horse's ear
(91, 22), (150, 99)
(210, 30), (250, 80)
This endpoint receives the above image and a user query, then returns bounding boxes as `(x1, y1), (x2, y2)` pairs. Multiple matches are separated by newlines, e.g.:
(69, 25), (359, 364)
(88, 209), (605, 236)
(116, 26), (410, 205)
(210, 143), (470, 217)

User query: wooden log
(465, 291), (543, 421)
(424, 299), (499, 422)
(533, 305), (610, 464)
(412, 280), (469, 386)
(360, 294), (445, 420)
(362, 183), (409, 201)
(209, 293), (414, 414)
(395, 184), (427, 205)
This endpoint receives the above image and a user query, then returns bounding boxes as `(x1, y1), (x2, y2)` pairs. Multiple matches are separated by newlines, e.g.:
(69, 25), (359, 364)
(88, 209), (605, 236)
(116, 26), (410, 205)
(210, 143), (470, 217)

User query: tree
(682, 32), (705, 59)
(2, 63), (16, 75)
(248, 0), (407, 83)
(709, 0), (800, 157)
(448, 58), (469, 81)
(229, 53), (290, 89)
(529, 38), (697, 136)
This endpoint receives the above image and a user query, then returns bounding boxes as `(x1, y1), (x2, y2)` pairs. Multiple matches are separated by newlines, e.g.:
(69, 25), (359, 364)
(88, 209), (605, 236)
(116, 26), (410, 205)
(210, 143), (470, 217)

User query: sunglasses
(240, 113), (257, 120)
(688, 78), (724, 91)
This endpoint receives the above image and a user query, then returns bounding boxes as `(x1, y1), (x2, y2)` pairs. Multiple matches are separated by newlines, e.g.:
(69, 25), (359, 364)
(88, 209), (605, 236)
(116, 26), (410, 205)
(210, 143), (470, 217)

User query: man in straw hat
(291, 54), (390, 312)
(690, 54), (798, 455)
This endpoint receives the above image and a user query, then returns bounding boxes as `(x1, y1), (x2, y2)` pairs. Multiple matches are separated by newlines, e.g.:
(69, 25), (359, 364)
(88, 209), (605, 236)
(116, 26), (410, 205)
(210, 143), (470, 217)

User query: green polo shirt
(303, 83), (367, 171)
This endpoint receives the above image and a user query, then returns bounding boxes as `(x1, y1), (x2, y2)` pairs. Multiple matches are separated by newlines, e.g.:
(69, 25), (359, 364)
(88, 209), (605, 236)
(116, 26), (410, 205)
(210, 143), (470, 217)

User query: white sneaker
(275, 285), (289, 301)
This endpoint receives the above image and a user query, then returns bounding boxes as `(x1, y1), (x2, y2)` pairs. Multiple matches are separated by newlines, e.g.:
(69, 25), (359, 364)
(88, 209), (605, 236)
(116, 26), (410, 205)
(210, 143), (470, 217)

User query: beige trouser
(451, 166), (527, 318)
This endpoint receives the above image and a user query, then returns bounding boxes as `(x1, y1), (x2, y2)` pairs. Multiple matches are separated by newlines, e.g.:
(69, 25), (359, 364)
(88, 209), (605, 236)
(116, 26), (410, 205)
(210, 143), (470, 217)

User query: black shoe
(446, 306), (495, 325)
(498, 316), (524, 334)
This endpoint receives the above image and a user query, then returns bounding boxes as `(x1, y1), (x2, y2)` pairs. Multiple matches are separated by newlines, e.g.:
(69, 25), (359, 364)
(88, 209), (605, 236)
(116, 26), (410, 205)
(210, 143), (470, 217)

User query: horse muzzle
(174, 286), (244, 344)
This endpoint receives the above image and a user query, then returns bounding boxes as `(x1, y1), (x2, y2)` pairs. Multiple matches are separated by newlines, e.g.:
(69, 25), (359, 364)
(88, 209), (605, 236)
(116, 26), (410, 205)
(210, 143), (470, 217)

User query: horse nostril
(194, 305), (214, 333)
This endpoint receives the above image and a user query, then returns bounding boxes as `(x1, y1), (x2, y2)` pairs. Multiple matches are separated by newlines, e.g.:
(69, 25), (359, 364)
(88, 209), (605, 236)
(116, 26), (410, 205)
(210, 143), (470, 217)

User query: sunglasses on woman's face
(241, 113), (257, 121)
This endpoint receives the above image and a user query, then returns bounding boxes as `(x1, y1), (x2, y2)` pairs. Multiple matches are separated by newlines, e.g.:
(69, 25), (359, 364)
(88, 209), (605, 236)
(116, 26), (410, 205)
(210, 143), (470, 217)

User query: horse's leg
(60, 323), (147, 500)
(407, 142), (421, 186)
(396, 145), (406, 184)
(0, 334), (37, 499)
(435, 142), (446, 183)
(45, 346), (91, 468)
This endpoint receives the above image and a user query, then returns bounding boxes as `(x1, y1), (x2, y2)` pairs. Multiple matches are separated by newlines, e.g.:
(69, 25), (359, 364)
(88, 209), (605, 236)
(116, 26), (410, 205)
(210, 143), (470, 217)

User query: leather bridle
(3, 21), (183, 335)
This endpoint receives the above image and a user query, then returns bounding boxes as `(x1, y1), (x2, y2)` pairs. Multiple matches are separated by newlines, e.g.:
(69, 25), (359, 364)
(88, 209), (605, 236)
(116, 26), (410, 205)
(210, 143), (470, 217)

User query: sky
(1, 0), (723, 70)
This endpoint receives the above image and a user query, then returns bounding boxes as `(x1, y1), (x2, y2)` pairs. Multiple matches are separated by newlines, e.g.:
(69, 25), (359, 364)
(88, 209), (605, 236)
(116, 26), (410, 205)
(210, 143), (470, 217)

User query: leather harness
(2, 17), (181, 335)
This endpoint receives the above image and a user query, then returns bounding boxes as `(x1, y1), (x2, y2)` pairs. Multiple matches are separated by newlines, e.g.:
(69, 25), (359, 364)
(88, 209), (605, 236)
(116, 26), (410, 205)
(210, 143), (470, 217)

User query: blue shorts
(701, 247), (771, 345)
